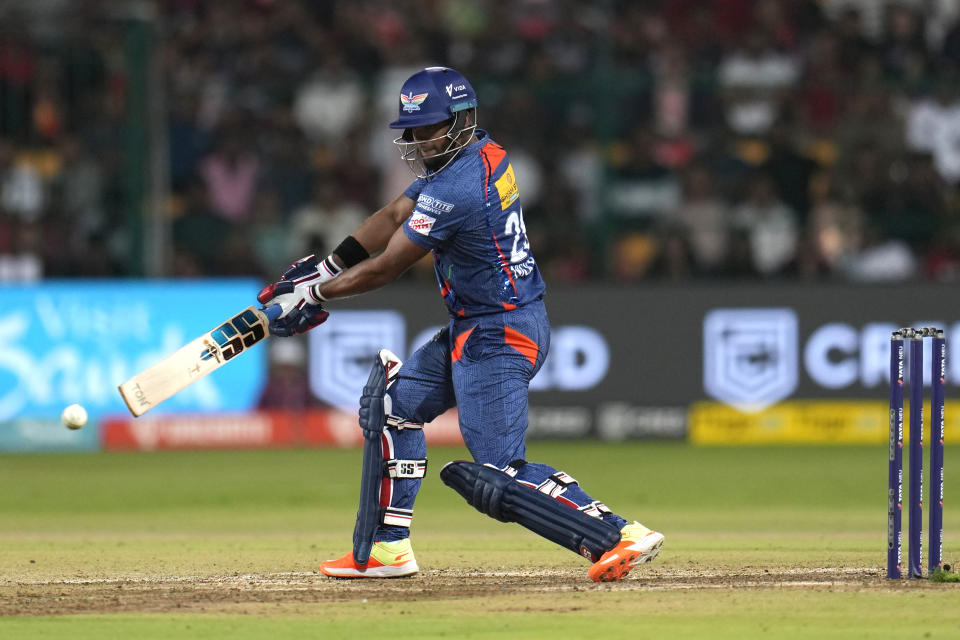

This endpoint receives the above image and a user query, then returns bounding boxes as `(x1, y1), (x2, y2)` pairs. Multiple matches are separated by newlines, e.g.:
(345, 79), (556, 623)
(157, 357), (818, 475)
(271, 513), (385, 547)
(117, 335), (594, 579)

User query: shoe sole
(320, 560), (419, 579)
(592, 533), (665, 583)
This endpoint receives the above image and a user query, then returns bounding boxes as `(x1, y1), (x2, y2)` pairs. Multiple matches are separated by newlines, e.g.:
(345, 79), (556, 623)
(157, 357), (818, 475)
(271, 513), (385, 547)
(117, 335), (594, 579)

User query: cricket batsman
(258, 66), (664, 582)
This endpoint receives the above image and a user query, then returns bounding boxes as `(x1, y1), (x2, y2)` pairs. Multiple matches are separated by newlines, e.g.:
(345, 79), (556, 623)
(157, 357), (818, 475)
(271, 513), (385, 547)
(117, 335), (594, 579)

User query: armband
(333, 236), (370, 269)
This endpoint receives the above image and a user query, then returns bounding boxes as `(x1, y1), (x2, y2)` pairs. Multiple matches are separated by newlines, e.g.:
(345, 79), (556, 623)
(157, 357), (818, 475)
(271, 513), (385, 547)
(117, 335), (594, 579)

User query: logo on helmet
(400, 92), (429, 113)
(445, 83), (468, 98)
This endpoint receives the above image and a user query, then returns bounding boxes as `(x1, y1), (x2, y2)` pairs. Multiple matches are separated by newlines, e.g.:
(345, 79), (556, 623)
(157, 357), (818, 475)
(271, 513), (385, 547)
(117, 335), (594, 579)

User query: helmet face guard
(388, 66), (478, 179)
(392, 109), (477, 179)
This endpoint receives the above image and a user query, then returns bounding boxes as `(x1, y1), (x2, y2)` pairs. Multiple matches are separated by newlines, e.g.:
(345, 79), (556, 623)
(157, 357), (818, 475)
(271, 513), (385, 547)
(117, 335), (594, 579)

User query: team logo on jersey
(400, 92), (429, 113)
(494, 164), (519, 209)
(416, 194), (454, 215)
(408, 212), (436, 235)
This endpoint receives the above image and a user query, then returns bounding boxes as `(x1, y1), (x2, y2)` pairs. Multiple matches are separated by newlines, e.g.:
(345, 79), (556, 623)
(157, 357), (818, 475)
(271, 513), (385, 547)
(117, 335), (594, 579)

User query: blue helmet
(389, 66), (478, 129)
(390, 66), (479, 179)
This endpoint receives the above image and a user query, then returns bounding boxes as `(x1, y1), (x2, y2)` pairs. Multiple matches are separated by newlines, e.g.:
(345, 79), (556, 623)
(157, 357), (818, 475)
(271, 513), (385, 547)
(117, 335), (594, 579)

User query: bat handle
(262, 304), (283, 321)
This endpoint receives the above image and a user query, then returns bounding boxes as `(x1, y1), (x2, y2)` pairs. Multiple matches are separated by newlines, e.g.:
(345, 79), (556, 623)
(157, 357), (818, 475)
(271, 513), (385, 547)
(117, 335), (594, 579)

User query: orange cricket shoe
(320, 539), (419, 578)
(588, 522), (665, 583)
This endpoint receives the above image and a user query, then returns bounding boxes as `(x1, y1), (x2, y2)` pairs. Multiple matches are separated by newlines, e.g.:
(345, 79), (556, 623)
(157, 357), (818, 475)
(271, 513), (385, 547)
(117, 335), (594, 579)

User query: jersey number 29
(505, 210), (530, 263)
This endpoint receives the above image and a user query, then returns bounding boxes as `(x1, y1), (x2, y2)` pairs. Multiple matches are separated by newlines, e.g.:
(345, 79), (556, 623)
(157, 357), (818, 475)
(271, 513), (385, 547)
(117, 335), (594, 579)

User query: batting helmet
(389, 66), (477, 130)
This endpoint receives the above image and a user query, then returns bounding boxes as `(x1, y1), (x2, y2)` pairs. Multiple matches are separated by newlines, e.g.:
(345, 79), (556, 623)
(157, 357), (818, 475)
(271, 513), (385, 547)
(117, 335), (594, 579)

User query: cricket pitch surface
(0, 566), (936, 616)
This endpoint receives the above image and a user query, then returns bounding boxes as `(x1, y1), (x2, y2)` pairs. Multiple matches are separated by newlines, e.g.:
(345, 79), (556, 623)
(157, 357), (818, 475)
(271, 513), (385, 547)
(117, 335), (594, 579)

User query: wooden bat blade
(118, 305), (280, 417)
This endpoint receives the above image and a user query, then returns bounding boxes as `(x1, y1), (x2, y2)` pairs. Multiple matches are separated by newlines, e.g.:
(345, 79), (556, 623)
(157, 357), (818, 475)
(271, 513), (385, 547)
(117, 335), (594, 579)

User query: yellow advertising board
(689, 400), (958, 445)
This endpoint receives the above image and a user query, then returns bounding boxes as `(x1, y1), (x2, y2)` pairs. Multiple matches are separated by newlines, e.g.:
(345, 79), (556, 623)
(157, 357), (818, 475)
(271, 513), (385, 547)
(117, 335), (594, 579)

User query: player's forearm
(316, 226), (428, 301)
(315, 254), (397, 300)
(336, 195), (415, 263)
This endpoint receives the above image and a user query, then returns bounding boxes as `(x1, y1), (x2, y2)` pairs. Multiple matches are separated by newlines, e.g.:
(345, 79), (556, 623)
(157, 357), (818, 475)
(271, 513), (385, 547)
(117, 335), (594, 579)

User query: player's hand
(265, 297), (329, 337)
(280, 254), (341, 284)
(257, 278), (329, 336)
(257, 255), (340, 334)
(257, 254), (340, 309)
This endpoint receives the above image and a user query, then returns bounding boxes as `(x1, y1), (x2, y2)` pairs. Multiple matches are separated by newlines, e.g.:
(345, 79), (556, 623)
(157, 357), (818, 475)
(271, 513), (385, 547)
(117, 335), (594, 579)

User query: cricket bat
(118, 305), (282, 417)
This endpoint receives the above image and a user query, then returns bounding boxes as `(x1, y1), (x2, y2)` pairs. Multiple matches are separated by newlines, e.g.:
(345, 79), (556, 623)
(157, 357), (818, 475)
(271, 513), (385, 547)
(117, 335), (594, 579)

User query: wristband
(333, 236), (370, 269)
(309, 284), (328, 303)
(320, 255), (343, 277)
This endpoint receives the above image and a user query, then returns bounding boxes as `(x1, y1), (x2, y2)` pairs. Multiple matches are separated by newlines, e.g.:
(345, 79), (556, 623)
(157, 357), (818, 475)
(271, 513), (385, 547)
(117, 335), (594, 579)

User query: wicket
(887, 327), (946, 579)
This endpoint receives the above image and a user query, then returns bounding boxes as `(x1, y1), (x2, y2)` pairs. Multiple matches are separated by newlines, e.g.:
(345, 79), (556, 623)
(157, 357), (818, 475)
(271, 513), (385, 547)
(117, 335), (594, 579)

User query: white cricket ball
(61, 404), (88, 430)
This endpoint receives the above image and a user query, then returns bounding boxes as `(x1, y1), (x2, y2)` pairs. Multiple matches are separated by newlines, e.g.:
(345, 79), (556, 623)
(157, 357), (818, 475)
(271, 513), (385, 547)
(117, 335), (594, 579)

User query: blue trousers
(375, 299), (628, 541)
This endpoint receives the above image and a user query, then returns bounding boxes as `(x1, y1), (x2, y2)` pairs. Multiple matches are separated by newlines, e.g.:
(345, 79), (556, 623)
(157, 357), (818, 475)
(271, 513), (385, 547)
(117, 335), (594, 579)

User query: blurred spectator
(0, 218), (42, 281)
(942, 11), (960, 66)
(249, 189), (290, 276)
(527, 171), (590, 282)
(288, 178), (366, 258)
(731, 173), (799, 276)
(167, 94), (212, 191)
(54, 136), (104, 241)
(875, 153), (945, 253)
(650, 226), (693, 280)
(611, 232), (659, 282)
(293, 51), (365, 143)
(0, 139), (44, 222)
(905, 75), (960, 183)
(762, 119), (818, 222)
(651, 44), (690, 138)
(606, 127), (679, 223)
(879, 3), (929, 84)
(837, 142), (895, 231)
(800, 170), (864, 278)
(839, 224), (919, 282)
(925, 225), (960, 281)
(0, 27), (35, 140)
(171, 179), (232, 275)
(833, 5), (876, 74)
(717, 28), (799, 136)
(666, 164), (730, 275)
(258, 338), (316, 410)
(799, 28), (844, 133)
(558, 119), (602, 225)
(200, 132), (260, 221)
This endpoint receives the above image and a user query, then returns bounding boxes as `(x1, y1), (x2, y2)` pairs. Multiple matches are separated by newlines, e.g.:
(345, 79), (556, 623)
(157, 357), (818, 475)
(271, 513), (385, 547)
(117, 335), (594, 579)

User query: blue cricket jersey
(402, 130), (546, 318)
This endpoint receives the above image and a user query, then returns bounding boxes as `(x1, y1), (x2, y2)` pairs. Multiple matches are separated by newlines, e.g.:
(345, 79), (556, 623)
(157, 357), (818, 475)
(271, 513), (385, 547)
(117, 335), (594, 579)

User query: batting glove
(264, 290), (329, 337)
(257, 254), (340, 336)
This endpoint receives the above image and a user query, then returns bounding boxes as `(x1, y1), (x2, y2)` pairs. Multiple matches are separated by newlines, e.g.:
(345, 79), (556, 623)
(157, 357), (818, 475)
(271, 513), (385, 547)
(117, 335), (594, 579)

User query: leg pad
(353, 350), (401, 564)
(440, 460), (621, 562)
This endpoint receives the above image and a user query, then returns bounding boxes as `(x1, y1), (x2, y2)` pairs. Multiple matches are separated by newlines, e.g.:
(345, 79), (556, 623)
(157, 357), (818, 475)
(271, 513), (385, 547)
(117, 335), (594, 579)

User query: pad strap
(385, 458), (428, 479)
(501, 459), (526, 477)
(578, 500), (613, 518)
(382, 507), (413, 527)
(536, 471), (577, 498)
(386, 415), (424, 430)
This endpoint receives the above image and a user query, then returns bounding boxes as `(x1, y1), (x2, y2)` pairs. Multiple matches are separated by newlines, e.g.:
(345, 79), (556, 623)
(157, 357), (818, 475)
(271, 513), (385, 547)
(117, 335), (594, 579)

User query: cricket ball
(61, 404), (88, 430)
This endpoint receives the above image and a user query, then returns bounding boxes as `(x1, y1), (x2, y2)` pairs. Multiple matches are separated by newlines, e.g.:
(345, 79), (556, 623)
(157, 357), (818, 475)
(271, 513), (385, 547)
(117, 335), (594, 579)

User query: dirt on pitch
(0, 566), (931, 617)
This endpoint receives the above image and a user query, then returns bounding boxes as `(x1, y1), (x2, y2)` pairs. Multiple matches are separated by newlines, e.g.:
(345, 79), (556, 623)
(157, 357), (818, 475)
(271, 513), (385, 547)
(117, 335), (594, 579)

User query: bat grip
(262, 304), (283, 321)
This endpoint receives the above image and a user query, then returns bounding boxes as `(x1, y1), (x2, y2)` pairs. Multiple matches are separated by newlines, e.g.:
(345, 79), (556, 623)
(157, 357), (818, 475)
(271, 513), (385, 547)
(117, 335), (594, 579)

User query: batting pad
(440, 460), (622, 562)
(353, 356), (388, 565)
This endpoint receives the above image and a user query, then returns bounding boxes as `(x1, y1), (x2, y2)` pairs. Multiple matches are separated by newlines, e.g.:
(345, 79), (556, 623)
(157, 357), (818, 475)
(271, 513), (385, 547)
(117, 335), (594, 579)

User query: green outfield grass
(1, 442), (958, 638)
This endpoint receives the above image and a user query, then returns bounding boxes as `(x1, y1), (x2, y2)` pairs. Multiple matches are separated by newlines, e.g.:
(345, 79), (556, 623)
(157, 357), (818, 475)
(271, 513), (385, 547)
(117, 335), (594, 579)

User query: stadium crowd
(3, 0), (960, 283)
